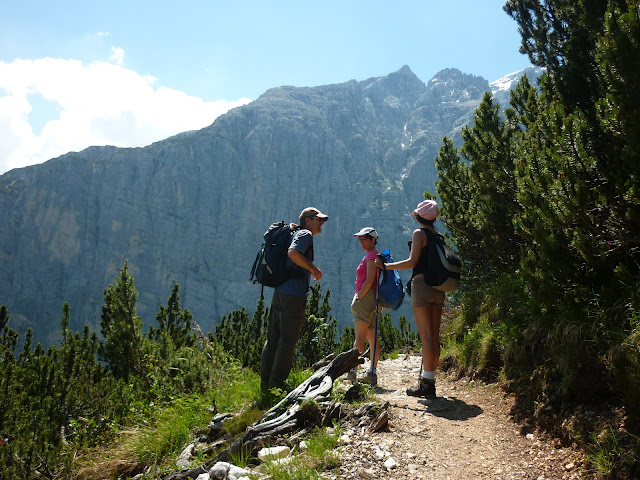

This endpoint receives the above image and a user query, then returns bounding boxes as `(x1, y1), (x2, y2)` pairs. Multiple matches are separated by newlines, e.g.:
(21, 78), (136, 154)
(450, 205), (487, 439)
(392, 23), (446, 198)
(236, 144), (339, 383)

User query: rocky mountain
(0, 65), (541, 346)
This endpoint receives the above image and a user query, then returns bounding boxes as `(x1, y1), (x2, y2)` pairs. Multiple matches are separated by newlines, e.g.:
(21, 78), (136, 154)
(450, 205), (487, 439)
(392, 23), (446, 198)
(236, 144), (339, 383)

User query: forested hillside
(433, 0), (639, 476)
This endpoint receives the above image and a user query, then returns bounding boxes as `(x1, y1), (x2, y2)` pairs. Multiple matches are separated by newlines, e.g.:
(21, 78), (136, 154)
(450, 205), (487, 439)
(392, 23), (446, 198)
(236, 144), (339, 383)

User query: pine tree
(150, 283), (195, 356)
(296, 285), (337, 367)
(504, 0), (610, 110)
(99, 261), (145, 380)
(244, 295), (268, 370)
(0, 305), (17, 435)
(435, 92), (523, 278)
(437, 3), (640, 457)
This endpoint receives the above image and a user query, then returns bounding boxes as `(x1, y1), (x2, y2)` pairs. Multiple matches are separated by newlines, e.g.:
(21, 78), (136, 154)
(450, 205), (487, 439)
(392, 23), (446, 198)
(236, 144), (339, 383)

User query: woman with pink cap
(374, 200), (444, 397)
(346, 226), (383, 386)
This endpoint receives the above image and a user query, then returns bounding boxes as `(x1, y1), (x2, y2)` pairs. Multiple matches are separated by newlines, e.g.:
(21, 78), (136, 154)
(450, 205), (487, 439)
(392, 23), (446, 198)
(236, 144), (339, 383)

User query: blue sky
(0, 1), (530, 174)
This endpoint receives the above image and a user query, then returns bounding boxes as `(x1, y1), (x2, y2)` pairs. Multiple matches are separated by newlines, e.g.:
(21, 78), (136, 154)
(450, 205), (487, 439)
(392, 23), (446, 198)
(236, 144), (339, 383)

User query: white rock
(338, 434), (351, 445)
(257, 445), (291, 462)
(228, 465), (251, 480)
(209, 462), (230, 479)
(273, 456), (293, 466)
(384, 457), (398, 469)
(299, 440), (308, 451)
(176, 443), (195, 469)
(208, 461), (250, 480)
(195, 474), (209, 480)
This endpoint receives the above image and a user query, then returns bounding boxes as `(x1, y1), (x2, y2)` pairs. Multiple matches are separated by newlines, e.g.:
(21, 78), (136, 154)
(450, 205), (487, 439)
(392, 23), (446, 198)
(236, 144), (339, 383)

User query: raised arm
(374, 229), (427, 271)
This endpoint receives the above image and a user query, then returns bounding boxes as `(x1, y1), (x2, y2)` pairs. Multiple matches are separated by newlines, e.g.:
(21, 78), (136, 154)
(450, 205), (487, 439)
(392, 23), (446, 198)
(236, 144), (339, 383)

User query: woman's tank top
(409, 227), (435, 278)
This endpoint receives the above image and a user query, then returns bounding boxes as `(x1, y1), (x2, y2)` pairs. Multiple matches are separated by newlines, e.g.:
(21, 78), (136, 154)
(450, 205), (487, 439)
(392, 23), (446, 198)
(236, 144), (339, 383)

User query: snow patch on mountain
(490, 66), (545, 94)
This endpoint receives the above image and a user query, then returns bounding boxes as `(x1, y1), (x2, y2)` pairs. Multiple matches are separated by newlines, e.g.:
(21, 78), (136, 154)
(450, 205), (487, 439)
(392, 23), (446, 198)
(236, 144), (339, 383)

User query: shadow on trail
(418, 395), (484, 421)
(372, 386), (396, 394)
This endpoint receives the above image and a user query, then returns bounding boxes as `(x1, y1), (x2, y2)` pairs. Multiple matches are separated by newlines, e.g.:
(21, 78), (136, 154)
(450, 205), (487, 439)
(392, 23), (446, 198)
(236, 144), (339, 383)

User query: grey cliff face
(0, 66), (536, 345)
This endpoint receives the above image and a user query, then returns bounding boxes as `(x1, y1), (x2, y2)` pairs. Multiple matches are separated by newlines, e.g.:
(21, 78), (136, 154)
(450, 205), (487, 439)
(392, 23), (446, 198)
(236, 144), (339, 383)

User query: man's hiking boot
(406, 377), (436, 398)
(357, 371), (378, 386)
(345, 369), (357, 383)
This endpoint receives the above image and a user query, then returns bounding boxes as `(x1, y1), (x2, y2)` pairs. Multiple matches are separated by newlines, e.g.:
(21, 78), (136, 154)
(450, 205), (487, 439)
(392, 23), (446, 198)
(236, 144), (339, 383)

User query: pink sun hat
(414, 200), (439, 220)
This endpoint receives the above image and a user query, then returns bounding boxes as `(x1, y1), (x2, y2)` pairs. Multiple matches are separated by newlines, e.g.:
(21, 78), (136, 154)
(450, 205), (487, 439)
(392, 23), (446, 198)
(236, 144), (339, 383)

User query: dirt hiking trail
(335, 354), (585, 480)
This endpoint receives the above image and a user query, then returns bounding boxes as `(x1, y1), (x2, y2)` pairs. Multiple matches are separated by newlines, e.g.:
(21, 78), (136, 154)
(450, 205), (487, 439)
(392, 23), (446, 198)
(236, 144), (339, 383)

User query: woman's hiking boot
(406, 377), (436, 398)
(357, 371), (378, 386)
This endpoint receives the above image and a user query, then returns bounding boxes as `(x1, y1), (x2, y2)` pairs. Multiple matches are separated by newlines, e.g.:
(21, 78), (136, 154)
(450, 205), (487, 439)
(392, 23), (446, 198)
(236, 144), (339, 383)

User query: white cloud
(0, 58), (252, 175)
(110, 46), (125, 65)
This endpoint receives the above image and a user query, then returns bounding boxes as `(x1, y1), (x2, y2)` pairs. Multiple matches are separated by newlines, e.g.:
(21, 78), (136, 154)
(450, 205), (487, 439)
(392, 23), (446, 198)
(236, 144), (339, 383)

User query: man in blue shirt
(260, 207), (328, 391)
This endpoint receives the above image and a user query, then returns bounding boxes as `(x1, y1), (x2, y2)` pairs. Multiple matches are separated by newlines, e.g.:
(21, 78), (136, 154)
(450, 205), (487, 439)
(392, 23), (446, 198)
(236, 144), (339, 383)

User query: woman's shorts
(351, 289), (382, 327)
(411, 274), (445, 307)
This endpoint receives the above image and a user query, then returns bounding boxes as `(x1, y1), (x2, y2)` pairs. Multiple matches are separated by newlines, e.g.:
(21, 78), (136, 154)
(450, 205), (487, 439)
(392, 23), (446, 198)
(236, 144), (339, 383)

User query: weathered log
(369, 401), (390, 432)
(222, 347), (361, 456)
(311, 352), (335, 370)
(321, 399), (342, 427)
(163, 348), (361, 480)
(353, 402), (378, 417)
(259, 348), (360, 423)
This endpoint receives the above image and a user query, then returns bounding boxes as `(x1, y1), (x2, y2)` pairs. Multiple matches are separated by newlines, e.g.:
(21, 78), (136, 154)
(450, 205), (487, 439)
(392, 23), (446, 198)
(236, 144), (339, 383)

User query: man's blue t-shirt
(276, 229), (313, 297)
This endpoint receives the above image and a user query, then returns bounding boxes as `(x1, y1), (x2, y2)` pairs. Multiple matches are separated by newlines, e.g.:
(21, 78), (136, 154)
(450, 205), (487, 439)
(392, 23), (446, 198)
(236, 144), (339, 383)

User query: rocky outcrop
(0, 66), (535, 345)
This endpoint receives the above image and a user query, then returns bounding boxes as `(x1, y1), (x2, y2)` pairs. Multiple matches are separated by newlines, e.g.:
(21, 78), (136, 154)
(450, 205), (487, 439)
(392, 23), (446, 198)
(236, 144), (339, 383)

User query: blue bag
(377, 248), (405, 310)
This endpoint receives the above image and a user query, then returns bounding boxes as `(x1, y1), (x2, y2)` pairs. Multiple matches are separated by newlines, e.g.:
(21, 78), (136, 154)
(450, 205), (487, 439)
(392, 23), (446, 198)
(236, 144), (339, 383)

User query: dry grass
(71, 430), (145, 480)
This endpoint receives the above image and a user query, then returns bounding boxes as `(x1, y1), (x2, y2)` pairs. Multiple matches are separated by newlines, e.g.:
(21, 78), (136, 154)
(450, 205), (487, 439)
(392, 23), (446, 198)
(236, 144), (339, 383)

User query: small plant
(262, 426), (341, 479)
(134, 396), (212, 467)
(586, 427), (623, 478)
(304, 425), (340, 459)
(299, 425), (341, 474)
(222, 406), (263, 436)
(334, 381), (375, 405)
(288, 367), (313, 389)
(263, 459), (322, 480)
(227, 444), (254, 469)
(213, 363), (260, 412)
(256, 385), (289, 410)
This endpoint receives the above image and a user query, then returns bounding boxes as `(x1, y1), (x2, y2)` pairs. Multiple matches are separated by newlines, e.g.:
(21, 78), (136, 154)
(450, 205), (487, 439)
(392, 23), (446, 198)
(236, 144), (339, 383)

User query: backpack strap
(407, 228), (433, 279)
(249, 248), (262, 283)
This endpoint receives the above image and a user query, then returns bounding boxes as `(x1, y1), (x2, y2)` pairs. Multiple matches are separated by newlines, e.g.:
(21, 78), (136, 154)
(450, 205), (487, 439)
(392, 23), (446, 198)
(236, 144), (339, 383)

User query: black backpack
(249, 221), (299, 288)
(422, 229), (462, 292)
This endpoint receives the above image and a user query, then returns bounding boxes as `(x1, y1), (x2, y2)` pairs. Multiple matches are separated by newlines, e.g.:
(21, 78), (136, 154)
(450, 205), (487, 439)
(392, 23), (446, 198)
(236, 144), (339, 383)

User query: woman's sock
(421, 369), (435, 380)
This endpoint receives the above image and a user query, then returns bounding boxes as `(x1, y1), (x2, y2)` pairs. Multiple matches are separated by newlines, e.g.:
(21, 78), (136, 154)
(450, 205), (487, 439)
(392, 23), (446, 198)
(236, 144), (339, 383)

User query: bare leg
(413, 303), (443, 372)
(353, 319), (369, 355)
(365, 326), (380, 370)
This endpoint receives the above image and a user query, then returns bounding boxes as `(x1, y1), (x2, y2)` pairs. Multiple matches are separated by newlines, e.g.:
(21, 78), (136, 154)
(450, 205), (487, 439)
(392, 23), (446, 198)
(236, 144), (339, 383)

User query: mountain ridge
(0, 65), (540, 346)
